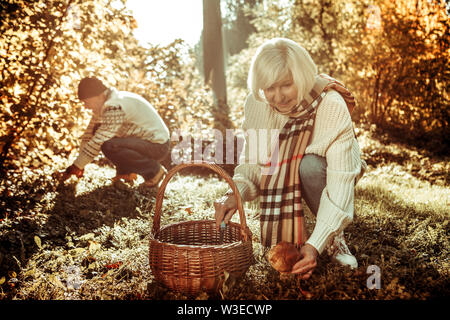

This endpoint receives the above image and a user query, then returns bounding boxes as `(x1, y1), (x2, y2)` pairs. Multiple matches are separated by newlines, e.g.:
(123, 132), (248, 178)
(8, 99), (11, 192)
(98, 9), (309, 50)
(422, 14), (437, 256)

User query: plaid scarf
(259, 74), (356, 247)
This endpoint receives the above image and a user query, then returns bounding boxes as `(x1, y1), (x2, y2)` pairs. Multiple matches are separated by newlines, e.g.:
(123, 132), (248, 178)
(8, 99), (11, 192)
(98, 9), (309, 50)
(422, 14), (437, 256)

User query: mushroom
(268, 241), (301, 273)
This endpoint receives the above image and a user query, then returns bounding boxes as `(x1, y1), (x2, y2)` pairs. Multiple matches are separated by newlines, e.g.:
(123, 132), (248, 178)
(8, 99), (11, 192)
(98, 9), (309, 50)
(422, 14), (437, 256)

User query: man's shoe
(143, 166), (167, 188)
(112, 173), (138, 184)
(326, 231), (358, 269)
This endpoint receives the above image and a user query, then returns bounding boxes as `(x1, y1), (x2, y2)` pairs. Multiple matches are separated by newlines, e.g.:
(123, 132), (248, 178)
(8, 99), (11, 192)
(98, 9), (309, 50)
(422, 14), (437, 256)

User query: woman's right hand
(213, 193), (238, 230)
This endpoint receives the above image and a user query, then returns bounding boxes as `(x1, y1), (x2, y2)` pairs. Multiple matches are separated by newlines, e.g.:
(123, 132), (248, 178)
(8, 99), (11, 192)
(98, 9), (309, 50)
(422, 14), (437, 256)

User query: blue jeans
(101, 137), (169, 179)
(299, 154), (327, 216)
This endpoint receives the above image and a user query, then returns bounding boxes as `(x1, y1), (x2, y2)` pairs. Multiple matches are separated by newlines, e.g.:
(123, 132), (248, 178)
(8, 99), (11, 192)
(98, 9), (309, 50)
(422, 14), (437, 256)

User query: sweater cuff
(73, 153), (92, 169)
(231, 179), (258, 202)
(305, 189), (353, 254)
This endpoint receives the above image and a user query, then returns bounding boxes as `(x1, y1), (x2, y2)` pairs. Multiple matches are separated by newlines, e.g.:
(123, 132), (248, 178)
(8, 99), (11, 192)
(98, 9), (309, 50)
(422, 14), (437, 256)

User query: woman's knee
(299, 154), (327, 215)
(300, 154), (327, 182)
(101, 139), (117, 157)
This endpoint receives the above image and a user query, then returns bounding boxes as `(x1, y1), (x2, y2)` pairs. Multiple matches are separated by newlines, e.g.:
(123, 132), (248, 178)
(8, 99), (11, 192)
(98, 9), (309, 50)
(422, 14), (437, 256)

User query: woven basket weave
(149, 162), (254, 296)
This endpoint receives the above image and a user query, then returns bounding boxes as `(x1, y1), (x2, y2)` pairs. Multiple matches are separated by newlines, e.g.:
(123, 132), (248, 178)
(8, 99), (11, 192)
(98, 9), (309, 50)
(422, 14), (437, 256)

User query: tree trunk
(202, 0), (231, 132)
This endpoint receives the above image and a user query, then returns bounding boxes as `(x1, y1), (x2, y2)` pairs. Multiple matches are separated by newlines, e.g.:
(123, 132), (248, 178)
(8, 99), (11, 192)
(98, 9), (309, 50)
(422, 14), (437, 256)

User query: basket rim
(152, 163), (249, 241)
(150, 219), (251, 250)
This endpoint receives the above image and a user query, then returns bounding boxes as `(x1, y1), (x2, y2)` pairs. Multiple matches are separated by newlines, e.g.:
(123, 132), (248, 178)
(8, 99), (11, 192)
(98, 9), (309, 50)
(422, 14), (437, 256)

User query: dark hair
(77, 77), (107, 100)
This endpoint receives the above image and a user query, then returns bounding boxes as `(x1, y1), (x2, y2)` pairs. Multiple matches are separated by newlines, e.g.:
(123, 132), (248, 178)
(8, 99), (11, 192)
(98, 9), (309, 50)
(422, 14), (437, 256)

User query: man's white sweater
(73, 88), (170, 169)
(233, 91), (365, 254)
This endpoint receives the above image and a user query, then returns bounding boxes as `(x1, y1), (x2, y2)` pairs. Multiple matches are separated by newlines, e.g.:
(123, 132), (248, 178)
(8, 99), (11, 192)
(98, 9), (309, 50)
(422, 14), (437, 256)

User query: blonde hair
(248, 38), (318, 102)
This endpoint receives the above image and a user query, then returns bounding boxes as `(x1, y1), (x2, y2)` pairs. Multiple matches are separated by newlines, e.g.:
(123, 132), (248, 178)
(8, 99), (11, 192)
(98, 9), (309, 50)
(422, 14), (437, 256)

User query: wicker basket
(149, 162), (254, 296)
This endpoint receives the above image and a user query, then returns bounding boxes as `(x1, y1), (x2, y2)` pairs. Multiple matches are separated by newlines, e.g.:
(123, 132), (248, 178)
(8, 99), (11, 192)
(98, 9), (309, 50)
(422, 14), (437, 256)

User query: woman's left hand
(291, 244), (318, 280)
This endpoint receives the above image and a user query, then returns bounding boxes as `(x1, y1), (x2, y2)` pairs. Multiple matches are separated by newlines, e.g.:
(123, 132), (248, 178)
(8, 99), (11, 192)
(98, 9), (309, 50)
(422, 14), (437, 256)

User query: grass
(0, 130), (448, 300)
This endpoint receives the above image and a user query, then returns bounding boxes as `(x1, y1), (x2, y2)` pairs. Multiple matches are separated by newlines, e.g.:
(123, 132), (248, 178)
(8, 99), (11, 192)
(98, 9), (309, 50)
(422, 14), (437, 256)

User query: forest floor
(0, 126), (448, 300)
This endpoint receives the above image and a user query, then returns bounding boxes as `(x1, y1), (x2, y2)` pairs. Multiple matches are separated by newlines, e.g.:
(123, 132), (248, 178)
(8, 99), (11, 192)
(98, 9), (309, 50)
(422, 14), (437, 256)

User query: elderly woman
(214, 38), (366, 280)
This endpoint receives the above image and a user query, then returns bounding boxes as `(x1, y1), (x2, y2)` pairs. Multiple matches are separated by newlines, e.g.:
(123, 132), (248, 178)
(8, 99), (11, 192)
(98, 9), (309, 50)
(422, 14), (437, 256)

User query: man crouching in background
(61, 76), (170, 187)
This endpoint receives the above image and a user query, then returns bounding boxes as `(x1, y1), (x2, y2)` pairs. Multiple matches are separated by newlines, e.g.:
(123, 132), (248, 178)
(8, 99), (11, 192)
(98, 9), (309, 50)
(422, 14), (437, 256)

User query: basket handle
(152, 162), (250, 241)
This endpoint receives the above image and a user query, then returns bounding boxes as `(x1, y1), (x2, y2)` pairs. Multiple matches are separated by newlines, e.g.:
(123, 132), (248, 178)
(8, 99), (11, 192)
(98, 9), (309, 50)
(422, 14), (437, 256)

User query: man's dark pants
(101, 137), (169, 180)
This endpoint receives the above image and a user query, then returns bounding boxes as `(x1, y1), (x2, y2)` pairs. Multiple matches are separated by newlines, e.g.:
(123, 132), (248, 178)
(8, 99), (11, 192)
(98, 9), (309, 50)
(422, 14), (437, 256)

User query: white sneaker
(326, 231), (358, 269)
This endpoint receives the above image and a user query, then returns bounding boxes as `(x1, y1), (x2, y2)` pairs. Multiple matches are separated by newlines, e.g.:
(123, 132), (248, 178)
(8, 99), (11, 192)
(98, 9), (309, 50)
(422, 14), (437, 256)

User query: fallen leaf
(0, 277), (5, 285)
(223, 270), (230, 282)
(105, 261), (123, 269)
(78, 233), (95, 242)
(101, 269), (116, 279)
(34, 235), (42, 249)
(296, 276), (313, 299)
(299, 286), (313, 299)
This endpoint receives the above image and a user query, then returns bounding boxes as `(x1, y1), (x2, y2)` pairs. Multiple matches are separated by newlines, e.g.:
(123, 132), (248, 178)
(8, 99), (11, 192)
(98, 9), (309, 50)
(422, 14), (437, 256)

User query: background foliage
(225, 0), (449, 154)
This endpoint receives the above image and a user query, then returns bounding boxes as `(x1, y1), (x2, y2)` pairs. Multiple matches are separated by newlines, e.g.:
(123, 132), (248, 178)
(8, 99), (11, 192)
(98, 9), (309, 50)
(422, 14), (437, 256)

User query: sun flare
(125, 0), (203, 47)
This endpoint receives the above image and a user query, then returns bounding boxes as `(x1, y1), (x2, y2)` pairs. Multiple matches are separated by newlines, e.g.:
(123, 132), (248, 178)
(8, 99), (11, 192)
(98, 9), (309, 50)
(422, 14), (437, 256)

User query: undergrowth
(0, 130), (448, 300)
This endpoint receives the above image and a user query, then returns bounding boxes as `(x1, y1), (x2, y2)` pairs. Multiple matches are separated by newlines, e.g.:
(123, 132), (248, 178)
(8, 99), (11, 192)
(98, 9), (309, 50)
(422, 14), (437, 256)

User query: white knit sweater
(233, 91), (365, 254)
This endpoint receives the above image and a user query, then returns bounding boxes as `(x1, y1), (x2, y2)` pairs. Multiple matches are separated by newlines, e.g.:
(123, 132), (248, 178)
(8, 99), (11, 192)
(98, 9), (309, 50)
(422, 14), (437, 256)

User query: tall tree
(222, 0), (260, 57)
(202, 0), (232, 132)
